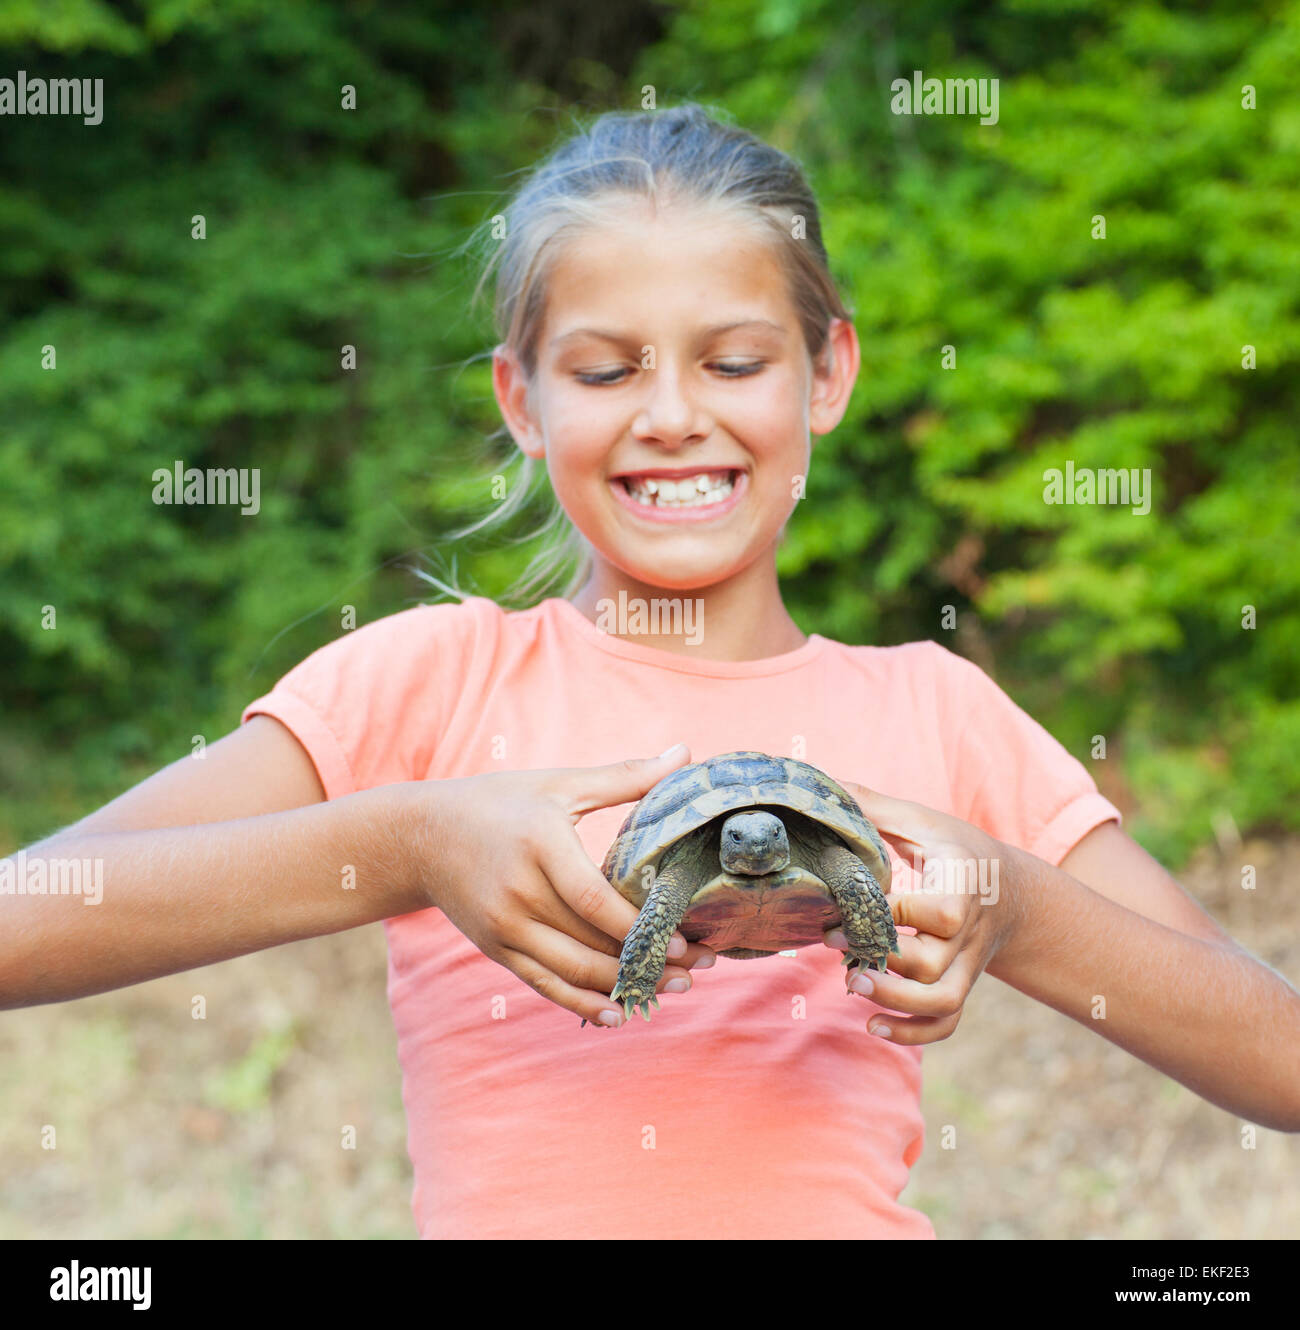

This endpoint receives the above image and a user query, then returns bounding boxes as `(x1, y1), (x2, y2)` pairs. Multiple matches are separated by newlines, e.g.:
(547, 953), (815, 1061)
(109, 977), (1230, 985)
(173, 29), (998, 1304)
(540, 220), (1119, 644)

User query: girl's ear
(492, 344), (545, 459)
(808, 318), (861, 437)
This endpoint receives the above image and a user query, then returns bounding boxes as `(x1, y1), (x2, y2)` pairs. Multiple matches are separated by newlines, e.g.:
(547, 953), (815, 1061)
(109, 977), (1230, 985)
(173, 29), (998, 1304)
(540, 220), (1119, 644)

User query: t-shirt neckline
(530, 594), (828, 678)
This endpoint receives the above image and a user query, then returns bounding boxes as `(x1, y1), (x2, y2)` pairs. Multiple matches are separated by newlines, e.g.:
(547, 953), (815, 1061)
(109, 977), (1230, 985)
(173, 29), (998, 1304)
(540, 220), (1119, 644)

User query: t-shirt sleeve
(240, 600), (481, 799)
(927, 641), (1121, 866)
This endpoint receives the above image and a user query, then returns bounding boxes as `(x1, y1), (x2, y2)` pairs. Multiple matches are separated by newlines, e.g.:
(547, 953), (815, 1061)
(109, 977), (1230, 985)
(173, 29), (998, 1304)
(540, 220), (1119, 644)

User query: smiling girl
(6, 103), (1298, 1241)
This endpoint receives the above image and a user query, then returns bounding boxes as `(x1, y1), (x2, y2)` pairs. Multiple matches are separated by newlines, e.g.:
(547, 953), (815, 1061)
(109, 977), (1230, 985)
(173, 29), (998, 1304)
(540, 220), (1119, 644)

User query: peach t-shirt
(241, 595), (1120, 1239)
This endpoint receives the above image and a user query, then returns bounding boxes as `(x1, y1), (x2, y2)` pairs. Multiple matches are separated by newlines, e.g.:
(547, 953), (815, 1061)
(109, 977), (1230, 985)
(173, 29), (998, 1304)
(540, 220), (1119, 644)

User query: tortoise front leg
(610, 845), (699, 1022)
(816, 843), (900, 974)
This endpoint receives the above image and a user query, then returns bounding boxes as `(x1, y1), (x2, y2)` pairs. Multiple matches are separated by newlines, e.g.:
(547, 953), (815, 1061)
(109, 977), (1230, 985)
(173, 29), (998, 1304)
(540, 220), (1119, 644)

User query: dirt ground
(1, 836), (1296, 1239)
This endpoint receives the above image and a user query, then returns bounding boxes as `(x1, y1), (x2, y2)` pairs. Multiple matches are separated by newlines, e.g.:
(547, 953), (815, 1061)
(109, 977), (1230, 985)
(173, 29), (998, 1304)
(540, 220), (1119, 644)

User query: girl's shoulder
(367, 594), (497, 642)
(823, 636), (1038, 740)
(823, 634), (973, 684)
(243, 596), (506, 796)
(250, 596), (503, 723)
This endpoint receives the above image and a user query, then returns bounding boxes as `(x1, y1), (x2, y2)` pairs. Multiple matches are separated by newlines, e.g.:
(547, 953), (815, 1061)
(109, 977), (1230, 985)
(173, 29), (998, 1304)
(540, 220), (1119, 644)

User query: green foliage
(1, 0), (1296, 866)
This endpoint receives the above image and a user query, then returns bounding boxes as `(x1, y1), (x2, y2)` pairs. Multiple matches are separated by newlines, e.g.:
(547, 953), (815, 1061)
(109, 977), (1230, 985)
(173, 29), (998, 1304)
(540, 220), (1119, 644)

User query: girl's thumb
(568, 743), (690, 815)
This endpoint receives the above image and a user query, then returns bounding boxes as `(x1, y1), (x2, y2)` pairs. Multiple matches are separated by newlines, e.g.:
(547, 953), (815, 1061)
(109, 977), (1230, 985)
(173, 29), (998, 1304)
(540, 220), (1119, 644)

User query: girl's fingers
(822, 879), (967, 957)
(496, 944), (627, 1027)
(557, 745), (691, 819)
(880, 834), (923, 874)
(531, 854), (636, 957)
(537, 836), (712, 968)
(844, 946), (979, 1021)
(858, 1008), (964, 1046)
(834, 778), (936, 843)
(500, 922), (700, 1028)
(526, 917), (699, 995)
(887, 887), (971, 941)
(829, 920), (948, 983)
(534, 834), (659, 949)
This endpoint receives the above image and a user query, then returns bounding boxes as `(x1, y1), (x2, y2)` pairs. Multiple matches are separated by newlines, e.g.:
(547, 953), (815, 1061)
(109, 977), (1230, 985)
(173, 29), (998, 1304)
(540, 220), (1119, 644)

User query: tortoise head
(719, 809), (790, 875)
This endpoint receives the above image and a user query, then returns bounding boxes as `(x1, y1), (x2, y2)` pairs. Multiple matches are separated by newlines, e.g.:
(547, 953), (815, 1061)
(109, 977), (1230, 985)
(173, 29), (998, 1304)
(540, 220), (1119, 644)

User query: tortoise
(599, 750), (900, 1021)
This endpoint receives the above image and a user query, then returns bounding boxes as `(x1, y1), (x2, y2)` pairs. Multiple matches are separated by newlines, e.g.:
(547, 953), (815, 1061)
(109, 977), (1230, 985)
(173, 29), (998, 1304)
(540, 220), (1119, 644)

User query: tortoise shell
(601, 750), (891, 953)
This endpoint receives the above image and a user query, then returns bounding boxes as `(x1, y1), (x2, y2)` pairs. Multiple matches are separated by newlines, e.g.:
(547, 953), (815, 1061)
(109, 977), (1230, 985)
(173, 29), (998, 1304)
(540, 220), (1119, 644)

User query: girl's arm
(0, 717), (426, 1009)
(2, 719), (708, 1024)
(835, 785), (1300, 1133)
(989, 822), (1300, 1132)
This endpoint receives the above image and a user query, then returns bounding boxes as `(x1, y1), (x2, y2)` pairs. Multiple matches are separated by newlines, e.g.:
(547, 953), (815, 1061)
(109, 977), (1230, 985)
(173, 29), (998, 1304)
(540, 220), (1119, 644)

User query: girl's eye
(573, 360), (765, 385)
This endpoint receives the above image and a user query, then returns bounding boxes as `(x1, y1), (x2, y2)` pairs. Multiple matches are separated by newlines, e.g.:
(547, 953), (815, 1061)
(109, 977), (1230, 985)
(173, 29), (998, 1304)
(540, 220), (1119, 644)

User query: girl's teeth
(623, 472), (735, 508)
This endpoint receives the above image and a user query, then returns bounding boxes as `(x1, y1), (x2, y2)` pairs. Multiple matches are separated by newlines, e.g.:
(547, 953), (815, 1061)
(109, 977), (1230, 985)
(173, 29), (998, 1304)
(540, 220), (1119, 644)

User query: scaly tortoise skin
(599, 750), (900, 1022)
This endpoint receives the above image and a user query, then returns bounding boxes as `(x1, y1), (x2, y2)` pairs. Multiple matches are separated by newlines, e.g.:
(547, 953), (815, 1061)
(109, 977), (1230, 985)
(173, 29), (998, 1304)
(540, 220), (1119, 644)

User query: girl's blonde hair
(418, 101), (851, 608)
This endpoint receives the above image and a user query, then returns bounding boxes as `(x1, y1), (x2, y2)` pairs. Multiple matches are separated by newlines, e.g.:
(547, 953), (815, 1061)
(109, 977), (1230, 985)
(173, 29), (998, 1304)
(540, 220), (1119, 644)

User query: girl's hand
(825, 780), (1025, 1045)
(400, 744), (715, 1029)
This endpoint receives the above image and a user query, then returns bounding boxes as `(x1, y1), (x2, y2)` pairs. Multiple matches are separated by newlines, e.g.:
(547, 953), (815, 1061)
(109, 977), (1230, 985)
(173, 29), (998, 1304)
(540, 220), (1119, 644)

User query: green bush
(1, 0), (1295, 867)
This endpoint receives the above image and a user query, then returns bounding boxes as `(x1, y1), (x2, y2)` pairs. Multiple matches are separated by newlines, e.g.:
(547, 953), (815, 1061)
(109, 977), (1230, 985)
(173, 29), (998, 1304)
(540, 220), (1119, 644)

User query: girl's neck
(566, 563), (808, 662)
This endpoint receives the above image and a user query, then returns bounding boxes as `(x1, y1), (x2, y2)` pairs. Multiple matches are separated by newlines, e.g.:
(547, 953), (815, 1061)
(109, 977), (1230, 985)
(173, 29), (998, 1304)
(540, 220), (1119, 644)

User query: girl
(7, 104), (1298, 1241)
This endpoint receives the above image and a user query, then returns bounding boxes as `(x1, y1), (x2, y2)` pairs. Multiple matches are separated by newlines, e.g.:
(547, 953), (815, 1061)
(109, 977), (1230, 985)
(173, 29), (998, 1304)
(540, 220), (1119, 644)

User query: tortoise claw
(611, 976), (664, 1024)
(844, 951), (890, 976)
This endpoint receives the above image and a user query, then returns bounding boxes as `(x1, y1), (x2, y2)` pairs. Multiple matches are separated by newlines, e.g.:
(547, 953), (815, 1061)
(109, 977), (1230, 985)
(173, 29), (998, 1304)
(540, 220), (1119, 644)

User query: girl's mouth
(609, 468), (746, 523)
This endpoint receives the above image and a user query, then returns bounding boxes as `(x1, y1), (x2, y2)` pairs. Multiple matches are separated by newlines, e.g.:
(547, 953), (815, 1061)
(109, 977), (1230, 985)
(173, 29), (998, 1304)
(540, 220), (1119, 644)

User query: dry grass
(0, 926), (413, 1239)
(903, 835), (1300, 1238)
(1, 837), (1295, 1239)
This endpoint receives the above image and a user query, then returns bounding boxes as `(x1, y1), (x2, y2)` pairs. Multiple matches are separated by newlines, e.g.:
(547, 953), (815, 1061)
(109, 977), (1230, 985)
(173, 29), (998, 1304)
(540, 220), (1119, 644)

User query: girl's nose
(632, 364), (709, 448)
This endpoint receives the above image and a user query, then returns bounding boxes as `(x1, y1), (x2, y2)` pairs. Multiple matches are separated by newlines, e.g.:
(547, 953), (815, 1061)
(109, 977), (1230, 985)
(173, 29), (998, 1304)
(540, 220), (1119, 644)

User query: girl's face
(494, 200), (859, 594)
